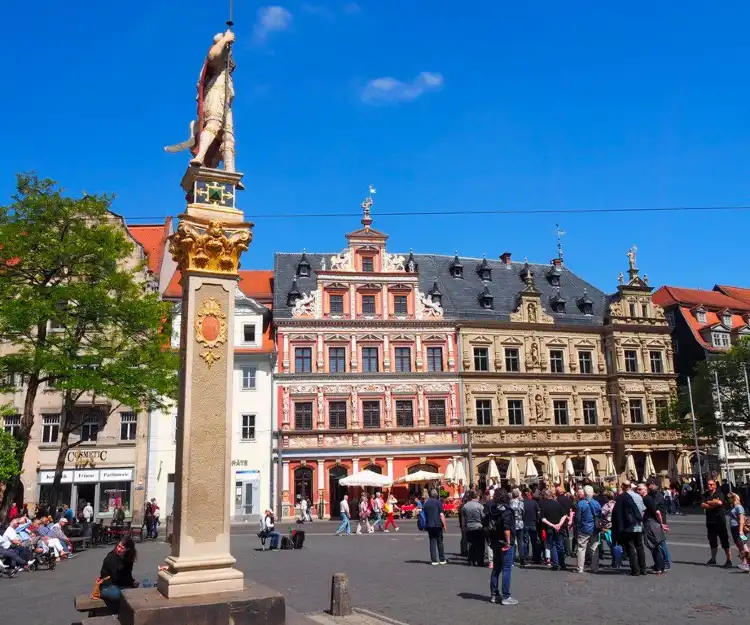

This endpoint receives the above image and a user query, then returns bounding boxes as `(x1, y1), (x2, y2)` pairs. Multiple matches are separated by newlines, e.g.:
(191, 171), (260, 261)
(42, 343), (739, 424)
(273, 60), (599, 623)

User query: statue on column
(165, 30), (237, 172)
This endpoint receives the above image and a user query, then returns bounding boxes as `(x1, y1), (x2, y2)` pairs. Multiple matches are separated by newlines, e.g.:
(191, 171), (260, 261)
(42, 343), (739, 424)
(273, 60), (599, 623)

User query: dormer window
(723, 313), (732, 327)
(712, 332), (730, 348)
(406, 251), (418, 273)
(428, 280), (442, 307)
(547, 262), (562, 287)
(362, 256), (374, 273)
(550, 275), (560, 287)
(477, 257), (492, 281)
(550, 290), (566, 313)
(287, 278), (302, 307)
(478, 285), (494, 309)
(695, 308), (707, 324)
(449, 253), (464, 279)
(577, 290), (593, 315)
(296, 252), (311, 277)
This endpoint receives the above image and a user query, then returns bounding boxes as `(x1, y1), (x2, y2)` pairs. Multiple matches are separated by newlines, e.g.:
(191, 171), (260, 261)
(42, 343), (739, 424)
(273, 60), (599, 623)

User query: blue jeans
(520, 524), (540, 563)
(267, 531), (281, 549)
(99, 584), (123, 601)
(658, 539), (671, 567)
(490, 544), (514, 600)
(336, 515), (351, 535)
(545, 529), (566, 569)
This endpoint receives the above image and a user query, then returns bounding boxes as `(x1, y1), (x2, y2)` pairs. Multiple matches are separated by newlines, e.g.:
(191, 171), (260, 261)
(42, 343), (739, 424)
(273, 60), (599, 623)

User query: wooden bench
(74, 595), (116, 618)
(69, 536), (90, 551)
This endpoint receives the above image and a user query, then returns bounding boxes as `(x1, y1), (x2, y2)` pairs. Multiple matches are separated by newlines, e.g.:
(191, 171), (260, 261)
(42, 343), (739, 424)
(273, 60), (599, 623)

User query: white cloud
(253, 6), (293, 43)
(361, 72), (444, 104)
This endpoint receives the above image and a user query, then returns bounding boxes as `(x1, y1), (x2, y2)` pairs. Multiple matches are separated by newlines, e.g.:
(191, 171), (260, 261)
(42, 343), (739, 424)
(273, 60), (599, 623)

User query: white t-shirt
(0, 526), (19, 549)
(83, 505), (93, 521)
(262, 514), (275, 531)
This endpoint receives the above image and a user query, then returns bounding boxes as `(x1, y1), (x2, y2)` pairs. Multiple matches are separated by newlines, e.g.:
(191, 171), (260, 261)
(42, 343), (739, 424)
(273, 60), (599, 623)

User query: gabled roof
(715, 285), (750, 307)
(652, 285), (750, 311)
(127, 218), (172, 276)
(274, 252), (608, 324)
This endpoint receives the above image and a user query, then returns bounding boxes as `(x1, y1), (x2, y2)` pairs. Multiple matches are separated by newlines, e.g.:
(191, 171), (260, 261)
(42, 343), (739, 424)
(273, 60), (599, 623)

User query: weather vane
(556, 223), (565, 262)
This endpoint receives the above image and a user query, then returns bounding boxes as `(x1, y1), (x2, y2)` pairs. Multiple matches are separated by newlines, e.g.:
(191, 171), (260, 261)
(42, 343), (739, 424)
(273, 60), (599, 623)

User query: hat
(59, 518), (68, 525)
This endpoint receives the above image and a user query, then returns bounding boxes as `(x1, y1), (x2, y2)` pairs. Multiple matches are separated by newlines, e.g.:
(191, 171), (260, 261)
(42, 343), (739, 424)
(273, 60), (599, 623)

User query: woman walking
(384, 494), (400, 532)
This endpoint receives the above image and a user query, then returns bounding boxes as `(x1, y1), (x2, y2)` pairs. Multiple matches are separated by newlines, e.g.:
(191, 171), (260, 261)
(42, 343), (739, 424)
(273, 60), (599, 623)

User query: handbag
(91, 576), (111, 600)
(587, 501), (605, 532)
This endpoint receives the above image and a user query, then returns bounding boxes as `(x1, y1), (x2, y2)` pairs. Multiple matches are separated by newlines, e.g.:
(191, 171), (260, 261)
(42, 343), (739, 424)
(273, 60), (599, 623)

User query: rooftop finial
(556, 223), (565, 262)
(361, 185), (376, 229)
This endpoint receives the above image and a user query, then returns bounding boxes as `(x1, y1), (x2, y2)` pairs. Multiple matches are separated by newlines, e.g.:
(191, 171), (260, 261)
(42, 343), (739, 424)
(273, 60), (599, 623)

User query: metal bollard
(330, 572), (352, 616)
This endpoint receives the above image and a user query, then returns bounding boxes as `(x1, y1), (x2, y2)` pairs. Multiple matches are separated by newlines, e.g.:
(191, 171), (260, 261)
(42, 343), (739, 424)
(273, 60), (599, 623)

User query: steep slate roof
(127, 218), (172, 275)
(274, 252), (608, 325)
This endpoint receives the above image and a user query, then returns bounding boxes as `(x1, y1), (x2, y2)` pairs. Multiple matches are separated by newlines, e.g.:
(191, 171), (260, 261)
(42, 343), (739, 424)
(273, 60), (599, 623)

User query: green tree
(0, 173), (178, 516)
(662, 338), (750, 455)
(0, 404), (22, 486)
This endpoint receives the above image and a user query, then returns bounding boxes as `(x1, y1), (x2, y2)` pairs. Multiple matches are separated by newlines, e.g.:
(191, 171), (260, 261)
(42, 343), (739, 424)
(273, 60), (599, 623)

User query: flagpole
(222, 0), (235, 135)
(713, 369), (732, 490)
(687, 376), (705, 492)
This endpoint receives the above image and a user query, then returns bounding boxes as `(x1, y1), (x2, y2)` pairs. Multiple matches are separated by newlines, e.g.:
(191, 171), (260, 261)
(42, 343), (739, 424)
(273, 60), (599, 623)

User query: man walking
(702, 478), (732, 567)
(461, 491), (485, 566)
(539, 489), (568, 571)
(612, 480), (647, 576)
(520, 489), (541, 566)
(486, 489), (518, 605)
(335, 495), (351, 536)
(423, 489), (447, 565)
(647, 481), (671, 570)
(575, 485), (601, 573)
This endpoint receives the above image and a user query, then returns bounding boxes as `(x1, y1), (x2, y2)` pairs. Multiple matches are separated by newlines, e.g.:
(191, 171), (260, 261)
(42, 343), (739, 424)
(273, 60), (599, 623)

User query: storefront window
(39, 484), (72, 512)
(100, 481), (132, 515)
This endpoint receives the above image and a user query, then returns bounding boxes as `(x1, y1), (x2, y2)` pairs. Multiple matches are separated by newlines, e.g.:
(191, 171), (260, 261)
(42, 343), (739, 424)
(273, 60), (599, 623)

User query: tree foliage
(662, 338), (750, 454)
(0, 404), (22, 485)
(0, 173), (178, 512)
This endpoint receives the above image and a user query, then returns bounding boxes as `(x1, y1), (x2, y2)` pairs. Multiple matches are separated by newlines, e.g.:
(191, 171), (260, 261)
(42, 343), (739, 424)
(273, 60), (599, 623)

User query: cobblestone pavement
(3, 516), (747, 625)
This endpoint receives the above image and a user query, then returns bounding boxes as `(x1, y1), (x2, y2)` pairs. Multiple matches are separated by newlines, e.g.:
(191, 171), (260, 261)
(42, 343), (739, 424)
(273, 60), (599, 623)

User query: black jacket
(612, 491), (642, 540)
(100, 550), (135, 588)
(484, 500), (515, 545)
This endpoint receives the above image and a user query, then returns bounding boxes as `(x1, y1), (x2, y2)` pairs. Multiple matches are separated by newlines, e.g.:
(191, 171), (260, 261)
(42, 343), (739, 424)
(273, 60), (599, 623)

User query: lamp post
(713, 369), (733, 490)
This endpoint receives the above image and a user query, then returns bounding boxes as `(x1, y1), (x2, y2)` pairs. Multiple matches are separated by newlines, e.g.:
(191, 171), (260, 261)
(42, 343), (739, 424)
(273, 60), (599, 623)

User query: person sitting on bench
(260, 509), (280, 550)
(98, 538), (140, 602)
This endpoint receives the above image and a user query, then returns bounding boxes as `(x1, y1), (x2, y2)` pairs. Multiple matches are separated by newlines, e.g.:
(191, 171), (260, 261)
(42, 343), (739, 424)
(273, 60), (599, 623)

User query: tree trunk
(49, 396), (75, 506)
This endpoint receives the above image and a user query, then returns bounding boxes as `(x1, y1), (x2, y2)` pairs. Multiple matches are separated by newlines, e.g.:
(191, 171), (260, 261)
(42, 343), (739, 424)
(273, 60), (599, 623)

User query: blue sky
(2, 2), (750, 292)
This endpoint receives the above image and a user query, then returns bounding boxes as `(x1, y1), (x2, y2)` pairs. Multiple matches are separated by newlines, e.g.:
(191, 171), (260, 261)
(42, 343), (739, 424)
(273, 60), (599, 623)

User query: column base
(157, 554), (244, 598)
(120, 583), (284, 625)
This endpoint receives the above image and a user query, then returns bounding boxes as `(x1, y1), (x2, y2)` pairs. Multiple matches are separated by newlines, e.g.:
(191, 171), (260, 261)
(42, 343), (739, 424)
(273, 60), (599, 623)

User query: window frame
(426, 346), (443, 372)
(80, 413), (101, 442)
(507, 399), (524, 426)
(361, 294), (376, 315)
(362, 400), (381, 428)
(394, 346), (411, 373)
(393, 295), (408, 316)
(241, 413), (256, 441)
(649, 350), (663, 374)
(553, 400), (569, 426)
(3, 415), (21, 437)
(119, 411), (137, 441)
(475, 399), (492, 426)
(549, 349), (565, 374)
(578, 351), (593, 374)
(328, 401), (347, 430)
(624, 350), (639, 373)
(395, 400), (414, 427)
(361, 346), (379, 373)
(241, 365), (257, 390)
(504, 348), (520, 372)
(329, 294), (344, 315)
(294, 346), (313, 373)
(328, 346), (346, 373)
(242, 323), (257, 344)
(361, 256), (375, 273)
(582, 400), (597, 426)
(41, 413), (60, 443)
(473, 347), (490, 371)
(629, 399), (644, 424)
(294, 402), (314, 430)
(428, 399), (447, 426)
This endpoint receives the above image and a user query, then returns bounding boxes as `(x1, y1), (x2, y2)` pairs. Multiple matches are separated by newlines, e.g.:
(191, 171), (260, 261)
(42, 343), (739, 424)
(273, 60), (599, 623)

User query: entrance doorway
(76, 484), (96, 516)
(294, 467), (313, 503)
(329, 465), (348, 518)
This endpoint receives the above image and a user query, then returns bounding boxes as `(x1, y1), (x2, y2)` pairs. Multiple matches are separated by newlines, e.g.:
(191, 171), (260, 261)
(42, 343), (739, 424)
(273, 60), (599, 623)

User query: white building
(151, 268), (275, 522)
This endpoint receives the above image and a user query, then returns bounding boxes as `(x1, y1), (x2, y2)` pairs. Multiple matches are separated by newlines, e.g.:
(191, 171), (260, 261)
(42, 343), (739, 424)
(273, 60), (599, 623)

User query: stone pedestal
(157, 166), (253, 599)
(120, 585), (285, 625)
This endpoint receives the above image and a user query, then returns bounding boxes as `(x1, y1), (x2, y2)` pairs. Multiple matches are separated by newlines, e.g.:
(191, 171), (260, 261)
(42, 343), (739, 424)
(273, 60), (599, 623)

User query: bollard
(330, 572), (352, 616)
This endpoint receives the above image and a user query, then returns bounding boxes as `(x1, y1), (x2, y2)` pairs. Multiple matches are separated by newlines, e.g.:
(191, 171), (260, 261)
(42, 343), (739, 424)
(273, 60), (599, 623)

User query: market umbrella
(394, 470), (443, 484)
(548, 451), (561, 485)
(625, 450), (639, 482)
(444, 459), (456, 483)
(339, 470), (393, 488)
(667, 451), (678, 481)
(677, 450), (692, 476)
(454, 458), (467, 485)
(583, 449), (596, 481)
(604, 452), (617, 478)
(523, 453), (538, 481)
(506, 454), (521, 486)
(487, 457), (501, 485)
(563, 454), (575, 481)
(643, 451), (656, 480)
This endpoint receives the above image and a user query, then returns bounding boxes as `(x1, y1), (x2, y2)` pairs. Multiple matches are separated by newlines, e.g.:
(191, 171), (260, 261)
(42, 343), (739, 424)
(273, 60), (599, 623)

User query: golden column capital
(169, 218), (253, 276)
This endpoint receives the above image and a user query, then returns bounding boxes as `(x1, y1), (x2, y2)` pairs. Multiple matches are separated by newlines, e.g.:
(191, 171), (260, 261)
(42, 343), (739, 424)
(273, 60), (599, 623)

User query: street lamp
(713, 369), (733, 490)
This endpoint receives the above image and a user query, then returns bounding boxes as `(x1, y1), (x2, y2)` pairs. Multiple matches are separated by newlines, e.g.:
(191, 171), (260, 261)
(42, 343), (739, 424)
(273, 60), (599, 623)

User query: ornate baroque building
(273, 201), (461, 518)
(461, 248), (680, 485)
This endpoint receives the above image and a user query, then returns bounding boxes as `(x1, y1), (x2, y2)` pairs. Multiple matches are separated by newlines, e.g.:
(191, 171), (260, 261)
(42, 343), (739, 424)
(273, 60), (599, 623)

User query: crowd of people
(0, 514), (76, 575)
(332, 492), (403, 536)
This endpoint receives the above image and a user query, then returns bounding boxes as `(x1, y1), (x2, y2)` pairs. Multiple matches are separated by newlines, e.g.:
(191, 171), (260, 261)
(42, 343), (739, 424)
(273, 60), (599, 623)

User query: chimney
(500, 252), (512, 265)
(551, 258), (562, 269)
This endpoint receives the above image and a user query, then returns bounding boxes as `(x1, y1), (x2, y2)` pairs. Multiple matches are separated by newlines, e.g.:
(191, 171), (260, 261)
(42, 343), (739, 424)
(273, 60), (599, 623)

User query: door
(329, 465), (348, 518)
(243, 482), (254, 516)
(294, 467), (313, 503)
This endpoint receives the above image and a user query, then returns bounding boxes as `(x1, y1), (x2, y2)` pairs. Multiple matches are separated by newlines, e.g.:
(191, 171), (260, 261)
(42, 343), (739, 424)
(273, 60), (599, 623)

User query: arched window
(363, 464), (382, 474)
(294, 467), (313, 502)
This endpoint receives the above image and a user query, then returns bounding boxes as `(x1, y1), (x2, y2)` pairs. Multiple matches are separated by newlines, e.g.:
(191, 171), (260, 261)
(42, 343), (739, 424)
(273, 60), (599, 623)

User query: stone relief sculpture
(291, 290), (318, 317)
(382, 252), (406, 272)
(330, 248), (353, 271)
(165, 30), (238, 172)
(417, 290), (444, 317)
(531, 342), (540, 364)
(527, 303), (537, 323)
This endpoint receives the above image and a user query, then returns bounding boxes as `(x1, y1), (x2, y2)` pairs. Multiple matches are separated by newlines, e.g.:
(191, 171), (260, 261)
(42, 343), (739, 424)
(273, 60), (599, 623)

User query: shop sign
(236, 470), (260, 481)
(231, 459), (249, 467)
(100, 468), (133, 482)
(40, 470), (73, 484)
(66, 449), (108, 468)
(73, 469), (100, 483)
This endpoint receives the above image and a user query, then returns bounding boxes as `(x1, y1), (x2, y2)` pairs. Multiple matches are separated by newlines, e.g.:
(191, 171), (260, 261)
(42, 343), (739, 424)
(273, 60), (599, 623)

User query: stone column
(386, 457), (394, 480)
(281, 461), (291, 515)
(158, 166), (251, 599)
(317, 460), (325, 519)
(352, 458), (360, 473)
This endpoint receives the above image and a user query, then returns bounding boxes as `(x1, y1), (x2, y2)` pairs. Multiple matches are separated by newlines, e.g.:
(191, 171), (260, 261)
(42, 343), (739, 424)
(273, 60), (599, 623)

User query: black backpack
(485, 503), (507, 536)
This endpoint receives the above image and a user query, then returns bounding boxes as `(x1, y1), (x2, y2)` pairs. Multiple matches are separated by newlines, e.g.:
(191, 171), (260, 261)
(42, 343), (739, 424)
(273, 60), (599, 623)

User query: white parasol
(583, 449), (596, 481)
(444, 459), (456, 483)
(625, 450), (639, 482)
(563, 454), (575, 480)
(604, 452), (617, 478)
(394, 470), (443, 484)
(506, 454), (521, 486)
(454, 458), (467, 484)
(548, 451), (561, 485)
(677, 450), (692, 476)
(667, 450), (678, 481)
(523, 453), (539, 481)
(643, 451), (656, 480)
(339, 470), (393, 488)
(487, 457), (501, 485)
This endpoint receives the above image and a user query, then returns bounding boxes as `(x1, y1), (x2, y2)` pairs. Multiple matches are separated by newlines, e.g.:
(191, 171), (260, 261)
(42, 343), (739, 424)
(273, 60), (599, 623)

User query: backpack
(417, 508), (426, 531)
(485, 503), (507, 536)
(585, 500), (605, 532)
